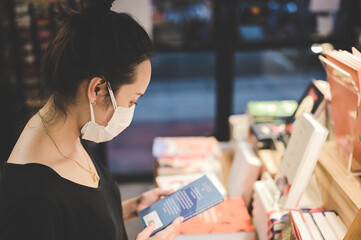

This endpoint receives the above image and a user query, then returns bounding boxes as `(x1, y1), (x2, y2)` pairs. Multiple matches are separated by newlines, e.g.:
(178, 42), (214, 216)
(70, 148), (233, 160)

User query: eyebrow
(136, 93), (144, 97)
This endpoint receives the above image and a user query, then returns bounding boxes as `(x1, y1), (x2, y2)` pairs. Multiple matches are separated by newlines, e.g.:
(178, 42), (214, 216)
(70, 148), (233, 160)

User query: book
(267, 210), (289, 240)
(247, 100), (298, 124)
(280, 214), (297, 240)
(275, 112), (328, 209)
(228, 114), (249, 142)
(323, 52), (361, 174)
(177, 197), (254, 234)
(289, 209), (313, 240)
(175, 232), (255, 240)
(310, 210), (338, 240)
(249, 123), (283, 150)
(153, 137), (223, 177)
(156, 155), (222, 177)
(287, 79), (331, 126)
(352, 47), (361, 59)
(138, 175), (224, 236)
(302, 212), (323, 240)
(227, 140), (261, 206)
(252, 174), (280, 240)
(155, 172), (227, 197)
(268, 208), (347, 240)
(324, 210), (348, 239)
(152, 137), (221, 158)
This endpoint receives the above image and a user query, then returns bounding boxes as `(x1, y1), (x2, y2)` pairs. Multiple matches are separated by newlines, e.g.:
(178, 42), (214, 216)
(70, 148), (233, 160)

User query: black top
(0, 142), (128, 240)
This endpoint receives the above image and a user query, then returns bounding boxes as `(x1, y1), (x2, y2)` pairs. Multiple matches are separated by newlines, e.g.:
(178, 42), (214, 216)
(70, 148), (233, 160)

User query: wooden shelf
(315, 141), (361, 227)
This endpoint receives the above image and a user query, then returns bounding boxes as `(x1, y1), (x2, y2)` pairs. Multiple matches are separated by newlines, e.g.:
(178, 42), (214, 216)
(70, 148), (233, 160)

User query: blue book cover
(138, 175), (224, 235)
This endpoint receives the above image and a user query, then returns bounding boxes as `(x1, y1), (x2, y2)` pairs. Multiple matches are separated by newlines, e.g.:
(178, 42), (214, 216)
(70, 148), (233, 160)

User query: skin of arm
(122, 196), (141, 221)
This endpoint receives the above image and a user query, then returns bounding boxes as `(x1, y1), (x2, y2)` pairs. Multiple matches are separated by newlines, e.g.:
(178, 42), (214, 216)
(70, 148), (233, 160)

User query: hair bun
(79, 0), (114, 15)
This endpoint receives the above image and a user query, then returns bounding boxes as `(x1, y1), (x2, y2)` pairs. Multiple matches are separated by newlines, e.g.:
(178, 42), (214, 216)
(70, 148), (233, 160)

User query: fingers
(155, 188), (175, 197)
(137, 222), (155, 240)
(159, 217), (184, 235)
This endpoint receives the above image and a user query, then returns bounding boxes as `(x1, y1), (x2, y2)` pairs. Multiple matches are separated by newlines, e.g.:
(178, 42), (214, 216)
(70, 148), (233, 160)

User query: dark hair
(41, 0), (153, 116)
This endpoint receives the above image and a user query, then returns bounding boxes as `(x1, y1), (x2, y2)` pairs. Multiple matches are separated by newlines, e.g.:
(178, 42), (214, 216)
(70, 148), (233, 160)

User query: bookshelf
(315, 141), (361, 228)
(256, 140), (361, 228)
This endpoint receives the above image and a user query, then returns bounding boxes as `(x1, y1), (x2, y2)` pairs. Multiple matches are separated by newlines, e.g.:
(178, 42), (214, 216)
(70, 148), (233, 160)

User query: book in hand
(138, 175), (224, 236)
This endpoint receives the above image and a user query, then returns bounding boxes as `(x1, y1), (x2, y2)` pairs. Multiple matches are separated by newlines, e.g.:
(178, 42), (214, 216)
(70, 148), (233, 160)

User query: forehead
(116, 60), (151, 95)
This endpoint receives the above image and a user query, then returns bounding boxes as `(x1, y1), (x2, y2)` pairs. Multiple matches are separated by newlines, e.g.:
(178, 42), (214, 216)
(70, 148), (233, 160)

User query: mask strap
(106, 82), (118, 110)
(89, 101), (96, 122)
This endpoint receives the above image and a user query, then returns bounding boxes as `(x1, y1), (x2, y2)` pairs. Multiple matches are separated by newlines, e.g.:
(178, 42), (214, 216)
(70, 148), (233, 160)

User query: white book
(290, 210), (313, 240)
(276, 112), (329, 209)
(324, 211), (348, 239)
(228, 140), (261, 206)
(311, 211), (338, 240)
(252, 180), (279, 240)
(302, 212), (323, 240)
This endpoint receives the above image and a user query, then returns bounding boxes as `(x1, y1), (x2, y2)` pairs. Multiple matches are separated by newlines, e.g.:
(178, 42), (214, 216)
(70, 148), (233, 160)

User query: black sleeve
(1, 197), (61, 240)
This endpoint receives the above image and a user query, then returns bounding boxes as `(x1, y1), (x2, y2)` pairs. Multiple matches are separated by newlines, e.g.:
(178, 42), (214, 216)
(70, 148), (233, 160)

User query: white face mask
(80, 82), (135, 143)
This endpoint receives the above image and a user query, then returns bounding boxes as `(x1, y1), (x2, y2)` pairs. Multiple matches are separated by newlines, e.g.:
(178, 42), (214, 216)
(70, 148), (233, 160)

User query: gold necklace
(38, 112), (100, 183)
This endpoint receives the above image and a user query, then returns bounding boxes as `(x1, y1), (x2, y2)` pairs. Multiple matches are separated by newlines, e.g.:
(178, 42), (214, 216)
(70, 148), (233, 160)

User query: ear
(87, 77), (107, 104)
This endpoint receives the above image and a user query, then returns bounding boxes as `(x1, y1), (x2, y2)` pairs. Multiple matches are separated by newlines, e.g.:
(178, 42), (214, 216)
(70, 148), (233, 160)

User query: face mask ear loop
(89, 101), (96, 122)
(107, 82), (118, 110)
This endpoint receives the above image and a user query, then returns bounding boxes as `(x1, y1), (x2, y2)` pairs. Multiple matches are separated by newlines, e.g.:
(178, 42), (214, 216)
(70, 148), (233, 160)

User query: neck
(38, 100), (83, 157)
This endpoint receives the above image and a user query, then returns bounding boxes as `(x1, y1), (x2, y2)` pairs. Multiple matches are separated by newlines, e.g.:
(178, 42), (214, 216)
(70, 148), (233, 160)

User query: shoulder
(0, 195), (63, 240)
(0, 163), (65, 204)
(0, 164), (66, 239)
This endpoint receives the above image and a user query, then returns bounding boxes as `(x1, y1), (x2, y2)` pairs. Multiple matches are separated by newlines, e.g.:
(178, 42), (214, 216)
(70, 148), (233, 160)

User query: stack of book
(252, 112), (330, 240)
(152, 136), (226, 196)
(153, 137), (223, 178)
(152, 136), (256, 239)
(272, 208), (348, 240)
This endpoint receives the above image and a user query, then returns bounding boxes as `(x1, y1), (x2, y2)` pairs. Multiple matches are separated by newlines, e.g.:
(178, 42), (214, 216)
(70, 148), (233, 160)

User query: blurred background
(0, 0), (361, 181)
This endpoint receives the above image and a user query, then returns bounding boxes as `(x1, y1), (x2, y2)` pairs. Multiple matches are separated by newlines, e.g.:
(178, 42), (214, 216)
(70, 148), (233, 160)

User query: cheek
(93, 104), (114, 126)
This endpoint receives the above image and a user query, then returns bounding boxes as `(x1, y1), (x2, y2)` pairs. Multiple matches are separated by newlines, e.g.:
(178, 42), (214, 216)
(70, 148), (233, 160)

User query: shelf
(315, 141), (361, 227)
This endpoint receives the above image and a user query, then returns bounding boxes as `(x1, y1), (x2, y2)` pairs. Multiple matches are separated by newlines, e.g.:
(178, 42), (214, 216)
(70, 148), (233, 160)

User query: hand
(136, 217), (184, 240)
(136, 188), (174, 212)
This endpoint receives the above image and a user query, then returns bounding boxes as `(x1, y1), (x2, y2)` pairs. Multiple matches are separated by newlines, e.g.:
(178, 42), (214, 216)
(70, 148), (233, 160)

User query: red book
(177, 197), (254, 234)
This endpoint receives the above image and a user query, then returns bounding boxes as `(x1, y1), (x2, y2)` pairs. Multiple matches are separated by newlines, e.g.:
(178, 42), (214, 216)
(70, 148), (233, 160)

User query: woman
(0, 0), (183, 239)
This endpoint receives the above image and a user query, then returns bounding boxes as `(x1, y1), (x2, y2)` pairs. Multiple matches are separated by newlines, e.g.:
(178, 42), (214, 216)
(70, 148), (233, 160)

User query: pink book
(326, 52), (361, 173)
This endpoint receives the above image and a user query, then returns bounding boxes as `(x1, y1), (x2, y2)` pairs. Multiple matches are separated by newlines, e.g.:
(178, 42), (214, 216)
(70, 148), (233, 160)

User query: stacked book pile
(153, 137), (223, 178)
(268, 208), (347, 240)
(151, 136), (255, 239)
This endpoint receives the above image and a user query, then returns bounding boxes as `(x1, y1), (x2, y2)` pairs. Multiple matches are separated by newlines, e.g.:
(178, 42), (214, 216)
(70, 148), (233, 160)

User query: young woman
(0, 0), (183, 239)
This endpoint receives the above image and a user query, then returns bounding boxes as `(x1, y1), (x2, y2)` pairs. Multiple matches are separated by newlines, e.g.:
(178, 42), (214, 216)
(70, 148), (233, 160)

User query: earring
(92, 100), (96, 105)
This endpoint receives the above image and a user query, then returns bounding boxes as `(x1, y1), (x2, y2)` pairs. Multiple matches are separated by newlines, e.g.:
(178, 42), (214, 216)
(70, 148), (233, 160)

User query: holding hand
(136, 188), (174, 212)
(136, 217), (184, 240)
